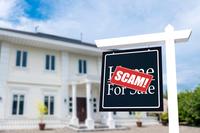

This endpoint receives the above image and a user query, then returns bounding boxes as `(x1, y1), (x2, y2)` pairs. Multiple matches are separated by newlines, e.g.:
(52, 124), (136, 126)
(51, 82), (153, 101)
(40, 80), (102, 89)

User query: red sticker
(110, 66), (153, 92)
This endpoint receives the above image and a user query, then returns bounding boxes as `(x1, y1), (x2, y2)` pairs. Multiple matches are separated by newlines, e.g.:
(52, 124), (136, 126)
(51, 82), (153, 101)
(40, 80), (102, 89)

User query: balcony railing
(69, 74), (100, 84)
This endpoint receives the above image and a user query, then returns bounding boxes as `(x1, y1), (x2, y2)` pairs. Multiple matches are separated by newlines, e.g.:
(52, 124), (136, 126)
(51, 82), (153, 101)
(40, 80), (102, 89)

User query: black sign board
(99, 47), (163, 111)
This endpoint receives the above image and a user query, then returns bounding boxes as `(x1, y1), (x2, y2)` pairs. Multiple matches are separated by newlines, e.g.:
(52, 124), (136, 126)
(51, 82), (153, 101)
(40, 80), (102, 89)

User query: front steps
(68, 122), (128, 132)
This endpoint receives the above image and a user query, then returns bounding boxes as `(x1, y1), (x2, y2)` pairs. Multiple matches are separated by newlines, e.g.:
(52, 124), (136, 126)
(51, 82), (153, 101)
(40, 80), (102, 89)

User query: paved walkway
(0, 126), (199, 133)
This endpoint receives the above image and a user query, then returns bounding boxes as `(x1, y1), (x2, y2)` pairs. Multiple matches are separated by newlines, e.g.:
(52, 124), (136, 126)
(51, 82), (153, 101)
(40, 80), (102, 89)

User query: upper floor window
(16, 50), (28, 67)
(45, 55), (55, 71)
(12, 94), (25, 115)
(78, 59), (87, 74)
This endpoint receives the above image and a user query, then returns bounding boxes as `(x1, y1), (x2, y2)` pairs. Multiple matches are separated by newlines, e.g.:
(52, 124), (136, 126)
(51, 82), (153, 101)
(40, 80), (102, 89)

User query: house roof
(0, 27), (96, 48)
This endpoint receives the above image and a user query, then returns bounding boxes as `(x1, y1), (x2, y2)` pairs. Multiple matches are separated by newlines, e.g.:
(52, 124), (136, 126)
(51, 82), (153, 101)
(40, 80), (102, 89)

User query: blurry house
(0, 28), (158, 130)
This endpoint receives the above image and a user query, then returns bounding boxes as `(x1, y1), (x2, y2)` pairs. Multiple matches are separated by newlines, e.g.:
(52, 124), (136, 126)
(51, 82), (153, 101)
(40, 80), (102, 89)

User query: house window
(78, 59), (87, 74)
(45, 55), (55, 71)
(93, 98), (96, 102)
(129, 111), (135, 115)
(113, 111), (117, 115)
(69, 97), (72, 101)
(93, 98), (97, 113)
(69, 108), (72, 113)
(44, 96), (54, 115)
(16, 50), (28, 67)
(129, 111), (132, 115)
(12, 94), (25, 115)
(69, 97), (72, 113)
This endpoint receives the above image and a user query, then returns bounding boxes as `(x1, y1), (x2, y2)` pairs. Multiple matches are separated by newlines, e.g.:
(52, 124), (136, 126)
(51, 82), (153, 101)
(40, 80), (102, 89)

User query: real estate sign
(100, 47), (163, 111)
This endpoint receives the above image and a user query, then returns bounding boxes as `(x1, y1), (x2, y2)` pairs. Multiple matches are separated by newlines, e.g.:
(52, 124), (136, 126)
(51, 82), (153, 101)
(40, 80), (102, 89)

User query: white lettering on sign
(106, 84), (155, 96)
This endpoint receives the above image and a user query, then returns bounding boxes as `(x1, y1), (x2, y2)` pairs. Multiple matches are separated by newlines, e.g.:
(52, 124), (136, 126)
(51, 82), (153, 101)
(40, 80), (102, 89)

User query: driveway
(0, 125), (199, 133)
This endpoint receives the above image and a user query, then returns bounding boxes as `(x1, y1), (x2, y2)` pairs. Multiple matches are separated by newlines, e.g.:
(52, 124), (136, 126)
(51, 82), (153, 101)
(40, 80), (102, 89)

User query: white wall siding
(58, 52), (70, 119)
(8, 44), (62, 86)
(68, 53), (99, 77)
(0, 42), (11, 119)
(6, 84), (60, 119)
(0, 38), (156, 130)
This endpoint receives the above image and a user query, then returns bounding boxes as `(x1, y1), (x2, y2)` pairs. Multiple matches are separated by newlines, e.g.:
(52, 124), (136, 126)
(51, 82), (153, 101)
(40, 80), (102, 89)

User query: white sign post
(95, 24), (192, 133)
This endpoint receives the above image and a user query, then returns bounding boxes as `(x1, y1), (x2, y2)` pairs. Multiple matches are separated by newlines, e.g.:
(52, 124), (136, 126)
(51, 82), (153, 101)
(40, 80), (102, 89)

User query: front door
(77, 97), (87, 122)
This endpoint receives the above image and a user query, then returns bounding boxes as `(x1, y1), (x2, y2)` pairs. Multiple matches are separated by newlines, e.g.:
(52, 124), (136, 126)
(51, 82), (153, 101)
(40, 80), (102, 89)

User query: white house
(0, 28), (158, 130)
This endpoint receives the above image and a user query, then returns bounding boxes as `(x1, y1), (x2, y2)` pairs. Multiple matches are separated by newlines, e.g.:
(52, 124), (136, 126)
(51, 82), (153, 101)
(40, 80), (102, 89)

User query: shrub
(37, 102), (47, 123)
(161, 112), (168, 122)
(178, 85), (200, 126)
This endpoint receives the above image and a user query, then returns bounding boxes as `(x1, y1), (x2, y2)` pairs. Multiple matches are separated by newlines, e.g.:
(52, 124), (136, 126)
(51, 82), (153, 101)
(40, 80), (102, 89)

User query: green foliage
(161, 112), (168, 122)
(178, 85), (200, 126)
(37, 102), (47, 123)
(135, 112), (142, 122)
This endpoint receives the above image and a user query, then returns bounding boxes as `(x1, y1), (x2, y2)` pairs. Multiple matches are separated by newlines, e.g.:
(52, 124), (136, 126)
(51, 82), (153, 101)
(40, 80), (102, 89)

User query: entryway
(77, 97), (87, 123)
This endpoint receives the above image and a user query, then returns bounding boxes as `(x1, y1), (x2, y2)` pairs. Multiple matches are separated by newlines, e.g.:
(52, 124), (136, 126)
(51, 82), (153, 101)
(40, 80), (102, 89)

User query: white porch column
(70, 83), (79, 126)
(107, 112), (115, 129)
(98, 57), (102, 75)
(85, 82), (95, 129)
(0, 43), (10, 119)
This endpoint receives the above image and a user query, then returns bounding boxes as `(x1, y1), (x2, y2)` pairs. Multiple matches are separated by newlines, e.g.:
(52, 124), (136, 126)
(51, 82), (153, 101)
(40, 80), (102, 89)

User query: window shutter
(50, 96), (54, 115)
(51, 56), (55, 70)
(22, 51), (27, 67)
(16, 50), (21, 66)
(79, 59), (82, 73)
(45, 55), (50, 70)
(83, 60), (87, 74)
(19, 95), (24, 115)
(12, 95), (18, 115)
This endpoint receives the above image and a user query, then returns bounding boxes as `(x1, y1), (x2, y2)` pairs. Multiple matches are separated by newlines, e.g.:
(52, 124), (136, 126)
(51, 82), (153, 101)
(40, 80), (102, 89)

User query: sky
(0, 0), (200, 91)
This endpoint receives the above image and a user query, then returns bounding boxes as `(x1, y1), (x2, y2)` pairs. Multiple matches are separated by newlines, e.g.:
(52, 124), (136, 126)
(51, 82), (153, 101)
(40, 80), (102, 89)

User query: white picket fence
(0, 118), (68, 130)
(115, 116), (159, 126)
(0, 116), (159, 130)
